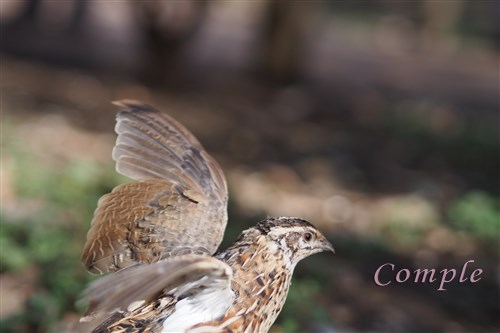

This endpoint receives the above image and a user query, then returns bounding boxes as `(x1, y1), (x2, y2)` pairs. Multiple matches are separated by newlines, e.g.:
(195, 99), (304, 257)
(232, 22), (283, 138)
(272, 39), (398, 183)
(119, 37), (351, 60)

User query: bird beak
(321, 238), (335, 254)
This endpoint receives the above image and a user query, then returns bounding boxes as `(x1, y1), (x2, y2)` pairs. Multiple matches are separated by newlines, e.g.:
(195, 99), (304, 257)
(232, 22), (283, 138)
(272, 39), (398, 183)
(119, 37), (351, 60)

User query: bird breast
(188, 243), (293, 333)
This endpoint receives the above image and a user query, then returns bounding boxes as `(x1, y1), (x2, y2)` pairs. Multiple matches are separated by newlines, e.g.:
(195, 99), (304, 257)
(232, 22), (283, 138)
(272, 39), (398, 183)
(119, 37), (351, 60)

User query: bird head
(252, 217), (334, 269)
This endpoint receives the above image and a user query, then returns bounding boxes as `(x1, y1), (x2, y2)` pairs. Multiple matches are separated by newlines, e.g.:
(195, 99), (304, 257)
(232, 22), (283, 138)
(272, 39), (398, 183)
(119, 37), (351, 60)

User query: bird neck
(215, 239), (295, 332)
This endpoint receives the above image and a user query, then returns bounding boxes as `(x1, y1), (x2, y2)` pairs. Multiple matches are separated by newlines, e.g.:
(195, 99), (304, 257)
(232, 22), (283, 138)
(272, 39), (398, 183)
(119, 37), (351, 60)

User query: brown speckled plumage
(79, 101), (333, 333)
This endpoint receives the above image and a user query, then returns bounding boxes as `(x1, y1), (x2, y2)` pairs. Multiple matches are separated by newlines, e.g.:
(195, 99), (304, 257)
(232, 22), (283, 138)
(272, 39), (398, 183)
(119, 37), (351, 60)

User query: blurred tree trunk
(135, 1), (207, 85)
(11, 0), (40, 24)
(261, 1), (308, 84)
(8, 0), (87, 32)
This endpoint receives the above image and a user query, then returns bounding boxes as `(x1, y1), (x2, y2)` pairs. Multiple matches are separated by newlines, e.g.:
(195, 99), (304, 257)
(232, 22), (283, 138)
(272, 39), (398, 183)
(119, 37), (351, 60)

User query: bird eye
(304, 232), (312, 242)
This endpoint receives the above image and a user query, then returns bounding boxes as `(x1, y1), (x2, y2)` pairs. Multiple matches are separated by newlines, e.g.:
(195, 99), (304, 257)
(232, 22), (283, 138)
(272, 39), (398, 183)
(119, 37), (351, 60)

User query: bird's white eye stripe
(267, 226), (313, 237)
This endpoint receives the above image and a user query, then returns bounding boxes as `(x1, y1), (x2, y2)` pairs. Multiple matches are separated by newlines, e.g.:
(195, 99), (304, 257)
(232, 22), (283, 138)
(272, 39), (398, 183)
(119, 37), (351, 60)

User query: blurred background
(1, 1), (498, 332)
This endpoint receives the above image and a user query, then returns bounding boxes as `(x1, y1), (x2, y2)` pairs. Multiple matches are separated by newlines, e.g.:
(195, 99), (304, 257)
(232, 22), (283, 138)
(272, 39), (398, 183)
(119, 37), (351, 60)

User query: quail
(80, 100), (334, 333)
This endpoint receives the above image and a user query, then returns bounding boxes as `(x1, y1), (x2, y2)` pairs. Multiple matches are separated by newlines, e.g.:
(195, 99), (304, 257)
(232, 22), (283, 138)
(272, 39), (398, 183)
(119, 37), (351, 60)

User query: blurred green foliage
(275, 278), (329, 333)
(448, 191), (499, 243)
(1, 134), (123, 332)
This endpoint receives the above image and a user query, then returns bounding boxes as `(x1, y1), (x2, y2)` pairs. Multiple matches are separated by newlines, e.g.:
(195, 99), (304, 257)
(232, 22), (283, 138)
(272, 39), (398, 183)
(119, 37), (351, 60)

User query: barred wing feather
(81, 101), (228, 274)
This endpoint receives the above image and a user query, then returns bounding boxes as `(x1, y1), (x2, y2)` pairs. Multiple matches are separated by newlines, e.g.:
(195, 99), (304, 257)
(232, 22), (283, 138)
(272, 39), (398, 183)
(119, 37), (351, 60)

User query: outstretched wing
(82, 100), (228, 274)
(80, 256), (234, 333)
